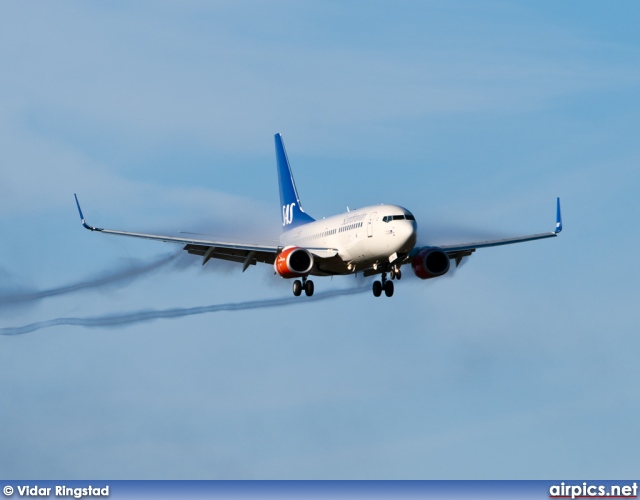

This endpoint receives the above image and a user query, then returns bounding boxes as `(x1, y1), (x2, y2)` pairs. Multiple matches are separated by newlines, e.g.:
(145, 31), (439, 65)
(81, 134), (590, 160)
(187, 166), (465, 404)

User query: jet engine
(274, 246), (314, 278)
(411, 247), (450, 279)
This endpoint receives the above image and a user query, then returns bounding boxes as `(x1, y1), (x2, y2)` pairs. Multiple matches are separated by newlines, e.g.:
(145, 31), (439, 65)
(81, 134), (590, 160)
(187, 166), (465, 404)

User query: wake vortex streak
(0, 252), (180, 305)
(0, 285), (370, 336)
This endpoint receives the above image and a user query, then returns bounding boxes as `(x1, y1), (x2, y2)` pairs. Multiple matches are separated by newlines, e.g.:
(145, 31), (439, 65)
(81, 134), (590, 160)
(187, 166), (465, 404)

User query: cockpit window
(383, 214), (413, 223)
(382, 210), (416, 223)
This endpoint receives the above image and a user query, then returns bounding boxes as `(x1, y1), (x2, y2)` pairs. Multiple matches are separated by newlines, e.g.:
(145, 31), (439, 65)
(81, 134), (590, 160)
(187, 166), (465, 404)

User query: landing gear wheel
(390, 268), (396, 280)
(396, 269), (402, 280)
(292, 279), (302, 296)
(372, 281), (382, 297)
(384, 280), (394, 297)
(304, 280), (314, 297)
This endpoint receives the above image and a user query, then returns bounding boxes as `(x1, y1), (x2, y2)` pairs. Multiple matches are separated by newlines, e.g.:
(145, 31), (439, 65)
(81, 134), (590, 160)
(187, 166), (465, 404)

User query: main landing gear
(372, 272), (394, 297)
(372, 265), (401, 298)
(293, 276), (314, 297)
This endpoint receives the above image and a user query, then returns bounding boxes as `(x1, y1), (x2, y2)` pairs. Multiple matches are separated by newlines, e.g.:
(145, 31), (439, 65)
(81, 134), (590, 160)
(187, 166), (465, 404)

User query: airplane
(74, 133), (562, 298)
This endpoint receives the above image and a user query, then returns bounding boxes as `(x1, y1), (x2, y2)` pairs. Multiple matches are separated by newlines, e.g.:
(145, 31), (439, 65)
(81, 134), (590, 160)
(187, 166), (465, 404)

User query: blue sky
(1, 1), (639, 479)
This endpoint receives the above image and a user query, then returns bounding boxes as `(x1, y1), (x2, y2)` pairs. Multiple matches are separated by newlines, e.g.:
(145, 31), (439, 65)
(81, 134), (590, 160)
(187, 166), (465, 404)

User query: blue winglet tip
(74, 193), (94, 231)
(74, 193), (84, 219)
(555, 197), (562, 234)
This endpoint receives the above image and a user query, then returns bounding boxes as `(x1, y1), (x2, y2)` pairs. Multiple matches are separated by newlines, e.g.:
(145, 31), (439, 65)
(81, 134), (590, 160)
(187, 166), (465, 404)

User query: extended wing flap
(184, 244), (277, 266)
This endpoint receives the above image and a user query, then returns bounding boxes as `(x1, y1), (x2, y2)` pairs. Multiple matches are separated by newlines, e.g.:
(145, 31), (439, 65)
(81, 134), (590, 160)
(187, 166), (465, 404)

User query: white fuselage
(279, 204), (417, 275)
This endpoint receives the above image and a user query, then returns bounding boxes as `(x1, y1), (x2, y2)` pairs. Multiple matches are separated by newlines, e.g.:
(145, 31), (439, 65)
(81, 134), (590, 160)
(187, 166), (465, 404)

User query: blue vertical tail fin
(275, 133), (315, 231)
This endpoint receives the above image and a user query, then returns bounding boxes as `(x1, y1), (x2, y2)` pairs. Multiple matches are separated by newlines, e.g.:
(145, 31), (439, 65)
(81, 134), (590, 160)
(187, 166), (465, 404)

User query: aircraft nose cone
(398, 221), (417, 253)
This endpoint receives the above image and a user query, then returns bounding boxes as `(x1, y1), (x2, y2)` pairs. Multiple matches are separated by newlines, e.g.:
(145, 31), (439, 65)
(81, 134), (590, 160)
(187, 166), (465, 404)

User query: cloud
(2, 1), (638, 162)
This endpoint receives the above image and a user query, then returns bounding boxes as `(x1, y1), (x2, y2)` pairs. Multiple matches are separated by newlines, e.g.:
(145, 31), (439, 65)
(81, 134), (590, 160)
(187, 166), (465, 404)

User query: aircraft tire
(372, 281), (382, 297)
(396, 269), (402, 280)
(304, 280), (314, 297)
(384, 280), (394, 297)
(293, 279), (302, 296)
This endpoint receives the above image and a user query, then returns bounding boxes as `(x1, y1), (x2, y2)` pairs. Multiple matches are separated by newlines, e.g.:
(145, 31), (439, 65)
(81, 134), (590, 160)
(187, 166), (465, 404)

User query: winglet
(555, 197), (562, 234)
(74, 194), (101, 231)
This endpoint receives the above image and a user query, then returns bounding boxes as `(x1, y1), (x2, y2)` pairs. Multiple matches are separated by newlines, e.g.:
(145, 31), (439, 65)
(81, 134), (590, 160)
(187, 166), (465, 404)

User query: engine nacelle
(274, 246), (314, 278)
(412, 247), (450, 280)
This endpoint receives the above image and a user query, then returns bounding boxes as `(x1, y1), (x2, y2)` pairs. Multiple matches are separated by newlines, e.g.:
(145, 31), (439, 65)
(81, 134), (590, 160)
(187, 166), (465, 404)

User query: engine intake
(274, 246), (314, 278)
(412, 247), (450, 280)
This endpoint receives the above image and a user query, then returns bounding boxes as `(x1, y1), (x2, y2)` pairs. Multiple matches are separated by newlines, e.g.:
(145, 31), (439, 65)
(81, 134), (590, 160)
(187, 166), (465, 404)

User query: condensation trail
(0, 252), (181, 306)
(0, 285), (370, 336)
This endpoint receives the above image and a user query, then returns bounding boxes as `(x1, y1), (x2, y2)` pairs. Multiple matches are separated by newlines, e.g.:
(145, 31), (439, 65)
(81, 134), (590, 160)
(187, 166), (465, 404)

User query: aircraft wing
(74, 195), (280, 271)
(422, 198), (563, 266)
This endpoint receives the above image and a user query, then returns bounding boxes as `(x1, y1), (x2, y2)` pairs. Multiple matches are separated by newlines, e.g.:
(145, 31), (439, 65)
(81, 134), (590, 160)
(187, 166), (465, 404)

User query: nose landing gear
(389, 265), (402, 280)
(293, 276), (314, 297)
